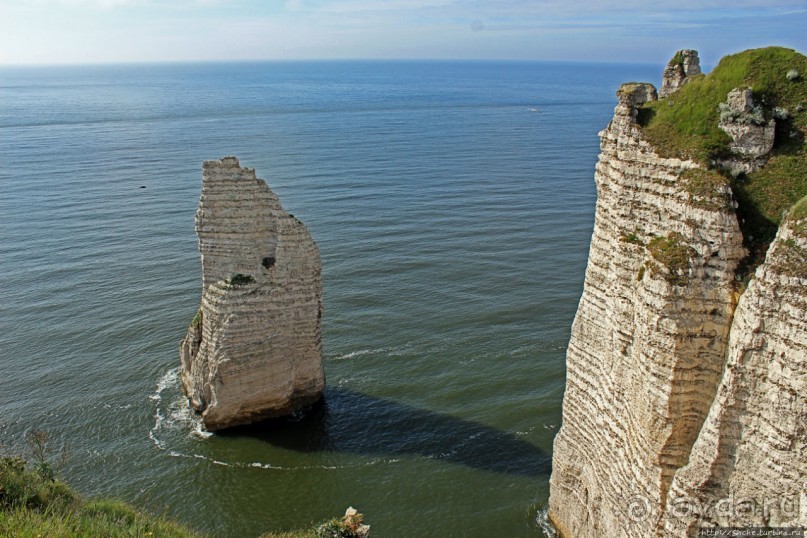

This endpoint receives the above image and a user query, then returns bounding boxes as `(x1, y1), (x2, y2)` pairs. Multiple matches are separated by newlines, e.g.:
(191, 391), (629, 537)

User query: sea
(0, 60), (658, 537)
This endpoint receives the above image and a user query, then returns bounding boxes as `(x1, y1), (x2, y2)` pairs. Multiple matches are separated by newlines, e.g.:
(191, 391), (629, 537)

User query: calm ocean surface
(0, 60), (657, 537)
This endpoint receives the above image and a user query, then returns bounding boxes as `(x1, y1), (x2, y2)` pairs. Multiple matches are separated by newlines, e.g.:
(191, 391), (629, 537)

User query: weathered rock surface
(549, 80), (746, 537)
(659, 49), (701, 97)
(718, 88), (776, 160)
(548, 52), (805, 536)
(180, 157), (325, 431)
(662, 211), (807, 534)
(616, 82), (658, 119)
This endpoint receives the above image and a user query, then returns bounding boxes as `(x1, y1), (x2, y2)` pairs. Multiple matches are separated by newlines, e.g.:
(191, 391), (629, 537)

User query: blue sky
(0, 0), (804, 66)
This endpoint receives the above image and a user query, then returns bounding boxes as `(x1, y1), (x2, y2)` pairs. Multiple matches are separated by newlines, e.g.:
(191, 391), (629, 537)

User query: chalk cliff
(549, 48), (806, 536)
(662, 208), (806, 534)
(180, 157), (325, 431)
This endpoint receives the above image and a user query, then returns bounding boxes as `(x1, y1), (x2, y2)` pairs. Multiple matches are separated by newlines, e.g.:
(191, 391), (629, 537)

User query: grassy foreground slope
(0, 456), (200, 538)
(638, 46), (807, 263)
(0, 456), (357, 538)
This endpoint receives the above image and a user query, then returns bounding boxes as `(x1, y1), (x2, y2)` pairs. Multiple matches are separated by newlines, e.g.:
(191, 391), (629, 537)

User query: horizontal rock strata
(180, 157), (325, 431)
(549, 80), (746, 537)
(549, 51), (806, 537)
(663, 212), (806, 533)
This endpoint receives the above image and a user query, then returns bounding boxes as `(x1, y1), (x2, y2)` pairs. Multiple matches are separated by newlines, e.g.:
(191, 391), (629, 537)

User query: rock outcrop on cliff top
(549, 48), (806, 537)
(180, 157), (325, 431)
(659, 49), (701, 98)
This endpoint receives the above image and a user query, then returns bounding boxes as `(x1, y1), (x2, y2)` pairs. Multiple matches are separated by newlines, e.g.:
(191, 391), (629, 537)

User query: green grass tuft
(0, 456), (199, 537)
(789, 194), (807, 222)
(785, 194), (807, 238)
(2, 454), (364, 538)
(191, 308), (202, 327)
(620, 232), (645, 246)
(228, 273), (256, 286)
(647, 233), (697, 285)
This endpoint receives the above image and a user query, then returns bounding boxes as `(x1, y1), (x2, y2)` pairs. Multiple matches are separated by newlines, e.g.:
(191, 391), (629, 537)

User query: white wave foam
(327, 344), (415, 362)
(103, 403), (133, 409)
(535, 506), (558, 537)
(328, 348), (379, 361)
(149, 367), (212, 451)
(149, 367), (180, 402)
(162, 444), (404, 473)
(148, 429), (165, 450)
(147, 367), (405, 473)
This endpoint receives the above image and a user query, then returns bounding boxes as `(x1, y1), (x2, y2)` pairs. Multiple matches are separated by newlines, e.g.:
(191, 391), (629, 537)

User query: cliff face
(180, 157), (325, 431)
(663, 213), (806, 533)
(549, 50), (806, 537)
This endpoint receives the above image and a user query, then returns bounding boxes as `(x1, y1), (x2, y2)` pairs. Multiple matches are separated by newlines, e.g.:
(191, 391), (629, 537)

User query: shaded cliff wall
(663, 212), (806, 533)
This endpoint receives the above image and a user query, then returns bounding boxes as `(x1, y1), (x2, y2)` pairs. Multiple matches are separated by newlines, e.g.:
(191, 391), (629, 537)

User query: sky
(0, 0), (805, 66)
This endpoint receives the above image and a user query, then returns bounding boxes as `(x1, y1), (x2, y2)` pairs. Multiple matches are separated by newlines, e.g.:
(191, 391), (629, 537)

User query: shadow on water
(220, 387), (551, 478)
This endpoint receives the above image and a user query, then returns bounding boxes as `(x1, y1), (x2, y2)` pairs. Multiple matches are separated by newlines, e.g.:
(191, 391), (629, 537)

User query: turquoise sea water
(0, 60), (656, 537)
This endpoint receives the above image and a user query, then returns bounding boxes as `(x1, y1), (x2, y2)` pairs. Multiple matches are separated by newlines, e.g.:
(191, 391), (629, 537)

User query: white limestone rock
(662, 211), (806, 534)
(180, 157), (325, 431)
(718, 88), (776, 159)
(660, 49), (702, 98)
(615, 82), (658, 119)
(548, 54), (805, 538)
(549, 89), (746, 536)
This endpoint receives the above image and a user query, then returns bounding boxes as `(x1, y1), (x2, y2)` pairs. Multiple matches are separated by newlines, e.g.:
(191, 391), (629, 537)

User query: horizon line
(0, 56), (664, 70)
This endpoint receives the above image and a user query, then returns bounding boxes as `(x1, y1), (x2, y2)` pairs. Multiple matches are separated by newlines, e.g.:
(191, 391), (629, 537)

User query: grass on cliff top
(641, 47), (807, 165)
(791, 194), (807, 222)
(638, 46), (807, 261)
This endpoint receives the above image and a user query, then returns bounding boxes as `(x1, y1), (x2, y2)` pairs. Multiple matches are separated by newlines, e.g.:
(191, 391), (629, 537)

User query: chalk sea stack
(549, 48), (806, 536)
(180, 157), (325, 431)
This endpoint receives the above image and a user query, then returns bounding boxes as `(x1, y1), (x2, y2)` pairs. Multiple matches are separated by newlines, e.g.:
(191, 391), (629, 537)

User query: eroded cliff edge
(180, 157), (325, 431)
(549, 48), (806, 537)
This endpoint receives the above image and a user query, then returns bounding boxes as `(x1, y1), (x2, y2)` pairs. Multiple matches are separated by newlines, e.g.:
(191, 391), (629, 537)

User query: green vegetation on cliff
(1, 451), (366, 538)
(791, 194), (807, 223)
(768, 194), (807, 279)
(0, 456), (199, 537)
(638, 46), (807, 263)
(647, 233), (697, 285)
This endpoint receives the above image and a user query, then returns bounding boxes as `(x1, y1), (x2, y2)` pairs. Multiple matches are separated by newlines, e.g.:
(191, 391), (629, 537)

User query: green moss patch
(620, 232), (645, 246)
(681, 168), (733, 212)
(228, 273), (256, 286)
(647, 233), (697, 285)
